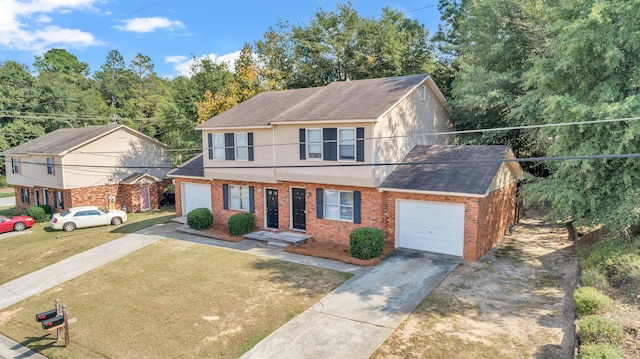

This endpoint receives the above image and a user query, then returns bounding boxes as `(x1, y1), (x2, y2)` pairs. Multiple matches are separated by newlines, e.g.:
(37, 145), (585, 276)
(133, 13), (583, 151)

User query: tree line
(1, 1), (638, 230)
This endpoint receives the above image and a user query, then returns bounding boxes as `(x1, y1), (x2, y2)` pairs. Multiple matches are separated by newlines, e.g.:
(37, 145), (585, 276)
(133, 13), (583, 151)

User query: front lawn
(0, 207), (176, 284)
(0, 239), (349, 358)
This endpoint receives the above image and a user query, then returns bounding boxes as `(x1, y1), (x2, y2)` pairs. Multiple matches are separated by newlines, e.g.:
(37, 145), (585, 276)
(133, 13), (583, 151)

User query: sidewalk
(0, 232), (162, 359)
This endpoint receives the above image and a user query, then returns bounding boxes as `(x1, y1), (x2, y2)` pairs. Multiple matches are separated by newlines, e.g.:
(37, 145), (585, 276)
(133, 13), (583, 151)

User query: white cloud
(0, 0), (100, 51)
(166, 51), (241, 77)
(114, 17), (185, 33)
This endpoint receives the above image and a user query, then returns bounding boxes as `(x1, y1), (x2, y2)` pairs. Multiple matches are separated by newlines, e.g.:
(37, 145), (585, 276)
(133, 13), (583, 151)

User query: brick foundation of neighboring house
(174, 178), (517, 262)
(13, 179), (173, 214)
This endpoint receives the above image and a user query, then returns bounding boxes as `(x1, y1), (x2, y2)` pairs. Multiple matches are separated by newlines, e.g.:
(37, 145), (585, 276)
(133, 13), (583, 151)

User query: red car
(0, 215), (36, 234)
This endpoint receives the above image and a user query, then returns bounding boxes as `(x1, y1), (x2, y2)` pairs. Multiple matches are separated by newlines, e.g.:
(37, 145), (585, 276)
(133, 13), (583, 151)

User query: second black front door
(266, 189), (279, 229)
(291, 188), (306, 230)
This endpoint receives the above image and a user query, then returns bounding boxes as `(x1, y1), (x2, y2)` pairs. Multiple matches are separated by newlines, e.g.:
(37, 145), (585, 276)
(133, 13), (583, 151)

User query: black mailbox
(41, 315), (64, 330)
(35, 309), (58, 322)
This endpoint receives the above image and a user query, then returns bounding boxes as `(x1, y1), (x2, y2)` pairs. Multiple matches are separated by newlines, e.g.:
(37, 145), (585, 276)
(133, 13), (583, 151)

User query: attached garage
(396, 200), (464, 256)
(182, 183), (211, 215)
(380, 145), (524, 261)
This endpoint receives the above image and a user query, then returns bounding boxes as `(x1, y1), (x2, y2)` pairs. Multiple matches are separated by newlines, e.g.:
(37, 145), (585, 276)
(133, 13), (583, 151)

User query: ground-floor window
(55, 191), (64, 209)
(21, 188), (29, 204)
(324, 189), (354, 221)
(229, 185), (251, 211)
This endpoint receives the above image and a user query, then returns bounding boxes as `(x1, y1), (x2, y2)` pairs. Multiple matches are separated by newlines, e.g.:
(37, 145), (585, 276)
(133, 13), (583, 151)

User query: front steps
(244, 231), (310, 247)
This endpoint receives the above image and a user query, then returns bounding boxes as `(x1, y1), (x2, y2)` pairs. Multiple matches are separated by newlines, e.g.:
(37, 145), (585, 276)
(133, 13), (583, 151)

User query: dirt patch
(373, 208), (578, 359)
(284, 238), (394, 266)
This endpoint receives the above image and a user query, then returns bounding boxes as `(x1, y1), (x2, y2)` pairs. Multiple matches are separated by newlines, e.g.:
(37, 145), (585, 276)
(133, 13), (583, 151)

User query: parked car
(0, 215), (36, 234)
(50, 206), (127, 232)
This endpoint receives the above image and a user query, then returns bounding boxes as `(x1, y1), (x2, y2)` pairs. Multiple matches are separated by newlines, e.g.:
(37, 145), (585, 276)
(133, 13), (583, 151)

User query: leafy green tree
(94, 50), (131, 112)
(255, 3), (439, 88)
(518, 0), (640, 229)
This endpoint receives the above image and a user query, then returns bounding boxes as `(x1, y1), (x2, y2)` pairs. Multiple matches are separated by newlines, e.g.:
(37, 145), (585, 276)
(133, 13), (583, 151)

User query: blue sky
(0, 0), (442, 78)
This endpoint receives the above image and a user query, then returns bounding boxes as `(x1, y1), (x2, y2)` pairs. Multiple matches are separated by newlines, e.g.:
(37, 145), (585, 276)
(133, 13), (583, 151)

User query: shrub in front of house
(574, 286), (614, 317)
(26, 206), (50, 223)
(577, 315), (625, 345)
(577, 343), (624, 359)
(38, 204), (52, 215)
(349, 227), (385, 260)
(186, 208), (213, 230)
(228, 213), (254, 236)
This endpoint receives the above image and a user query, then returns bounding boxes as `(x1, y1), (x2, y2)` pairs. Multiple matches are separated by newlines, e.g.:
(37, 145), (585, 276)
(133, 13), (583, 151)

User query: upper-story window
(235, 133), (248, 161)
(46, 157), (54, 175)
(11, 158), (20, 174)
(420, 85), (427, 101)
(306, 129), (322, 159)
(299, 127), (364, 162)
(207, 132), (254, 161)
(209, 133), (225, 160)
(338, 129), (355, 161)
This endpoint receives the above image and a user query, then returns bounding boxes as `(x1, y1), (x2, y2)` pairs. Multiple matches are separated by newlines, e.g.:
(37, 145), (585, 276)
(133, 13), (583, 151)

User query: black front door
(292, 188), (306, 230)
(266, 189), (279, 229)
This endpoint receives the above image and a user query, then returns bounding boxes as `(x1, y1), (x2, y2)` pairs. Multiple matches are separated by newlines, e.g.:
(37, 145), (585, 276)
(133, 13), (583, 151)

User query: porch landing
(244, 231), (310, 247)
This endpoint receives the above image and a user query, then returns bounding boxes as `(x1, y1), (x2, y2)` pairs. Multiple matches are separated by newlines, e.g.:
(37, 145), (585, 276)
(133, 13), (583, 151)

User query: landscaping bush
(227, 213), (254, 236)
(26, 206), (50, 223)
(580, 268), (609, 292)
(186, 208), (213, 230)
(38, 204), (52, 215)
(578, 315), (625, 345)
(574, 286), (614, 316)
(349, 227), (385, 260)
(577, 343), (624, 359)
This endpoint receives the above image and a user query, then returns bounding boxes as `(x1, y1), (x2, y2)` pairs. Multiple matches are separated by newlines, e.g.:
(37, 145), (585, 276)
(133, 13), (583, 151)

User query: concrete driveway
(0, 195), (16, 208)
(241, 249), (461, 359)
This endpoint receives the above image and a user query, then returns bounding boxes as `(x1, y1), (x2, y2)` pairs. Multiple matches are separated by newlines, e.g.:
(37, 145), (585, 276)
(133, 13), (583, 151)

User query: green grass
(0, 207), (177, 284)
(0, 239), (348, 359)
(0, 191), (14, 198)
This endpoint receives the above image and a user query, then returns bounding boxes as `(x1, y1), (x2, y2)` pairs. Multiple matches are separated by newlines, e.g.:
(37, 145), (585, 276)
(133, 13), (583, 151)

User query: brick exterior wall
(475, 182), (517, 260)
(13, 181), (170, 214)
(175, 178), (518, 262)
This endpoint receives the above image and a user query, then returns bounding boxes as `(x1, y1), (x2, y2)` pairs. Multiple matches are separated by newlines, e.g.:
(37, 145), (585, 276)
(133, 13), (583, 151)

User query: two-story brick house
(2, 124), (172, 213)
(170, 74), (523, 261)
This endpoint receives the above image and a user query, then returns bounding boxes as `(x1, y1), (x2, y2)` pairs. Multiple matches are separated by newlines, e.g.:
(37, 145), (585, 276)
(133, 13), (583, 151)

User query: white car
(50, 206), (128, 232)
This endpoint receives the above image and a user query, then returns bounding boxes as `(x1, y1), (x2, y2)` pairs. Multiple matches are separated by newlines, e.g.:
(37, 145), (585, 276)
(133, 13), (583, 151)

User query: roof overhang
(270, 119), (377, 126)
(377, 187), (486, 198)
(196, 125), (273, 131)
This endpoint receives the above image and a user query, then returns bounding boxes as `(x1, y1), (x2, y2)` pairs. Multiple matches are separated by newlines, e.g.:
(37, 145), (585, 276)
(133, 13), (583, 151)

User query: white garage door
(396, 200), (465, 256)
(182, 183), (212, 215)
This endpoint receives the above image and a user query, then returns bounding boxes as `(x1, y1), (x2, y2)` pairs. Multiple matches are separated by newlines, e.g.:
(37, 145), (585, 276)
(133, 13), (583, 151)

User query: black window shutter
(207, 134), (213, 159)
(356, 127), (365, 162)
(299, 128), (306, 160)
(316, 188), (324, 218)
(249, 186), (255, 213)
(222, 184), (229, 209)
(353, 191), (361, 224)
(224, 133), (235, 160)
(323, 128), (337, 161)
(248, 133), (254, 161)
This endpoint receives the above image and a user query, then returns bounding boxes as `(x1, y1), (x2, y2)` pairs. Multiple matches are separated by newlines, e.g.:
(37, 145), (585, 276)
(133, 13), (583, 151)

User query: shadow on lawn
(19, 333), (63, 352)
(109, 214), (176, 234)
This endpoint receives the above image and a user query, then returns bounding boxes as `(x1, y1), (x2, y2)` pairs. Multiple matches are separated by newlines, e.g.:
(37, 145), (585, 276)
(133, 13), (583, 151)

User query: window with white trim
(229, 185), (251, 211)
(11, 158), (19, 174)
(55, 191), (64, 209)
(420, 85), (427, 101)
(306, 129), (322, 159)
(324, 189), (354, 221)
(338, 128), (355, 161)
(21, 188), (29, 204)
(235, 133), (248, 160)
(212, 133), (225, 159)
(46, 157), (54, 174)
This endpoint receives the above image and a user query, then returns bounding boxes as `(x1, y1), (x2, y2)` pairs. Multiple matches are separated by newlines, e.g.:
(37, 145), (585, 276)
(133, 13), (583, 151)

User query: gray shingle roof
(197, 74), (431, 129)
(380, 145), (513, 195)
(168, 154), (204, 178)
(1, 124), (122, 155)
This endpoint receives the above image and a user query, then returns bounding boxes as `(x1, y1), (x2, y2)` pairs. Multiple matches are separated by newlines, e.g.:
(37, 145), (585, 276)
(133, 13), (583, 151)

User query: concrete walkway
(1, 222), (458, 359)
(0, 232), (162, 359)
(241, 249), (461, 359)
